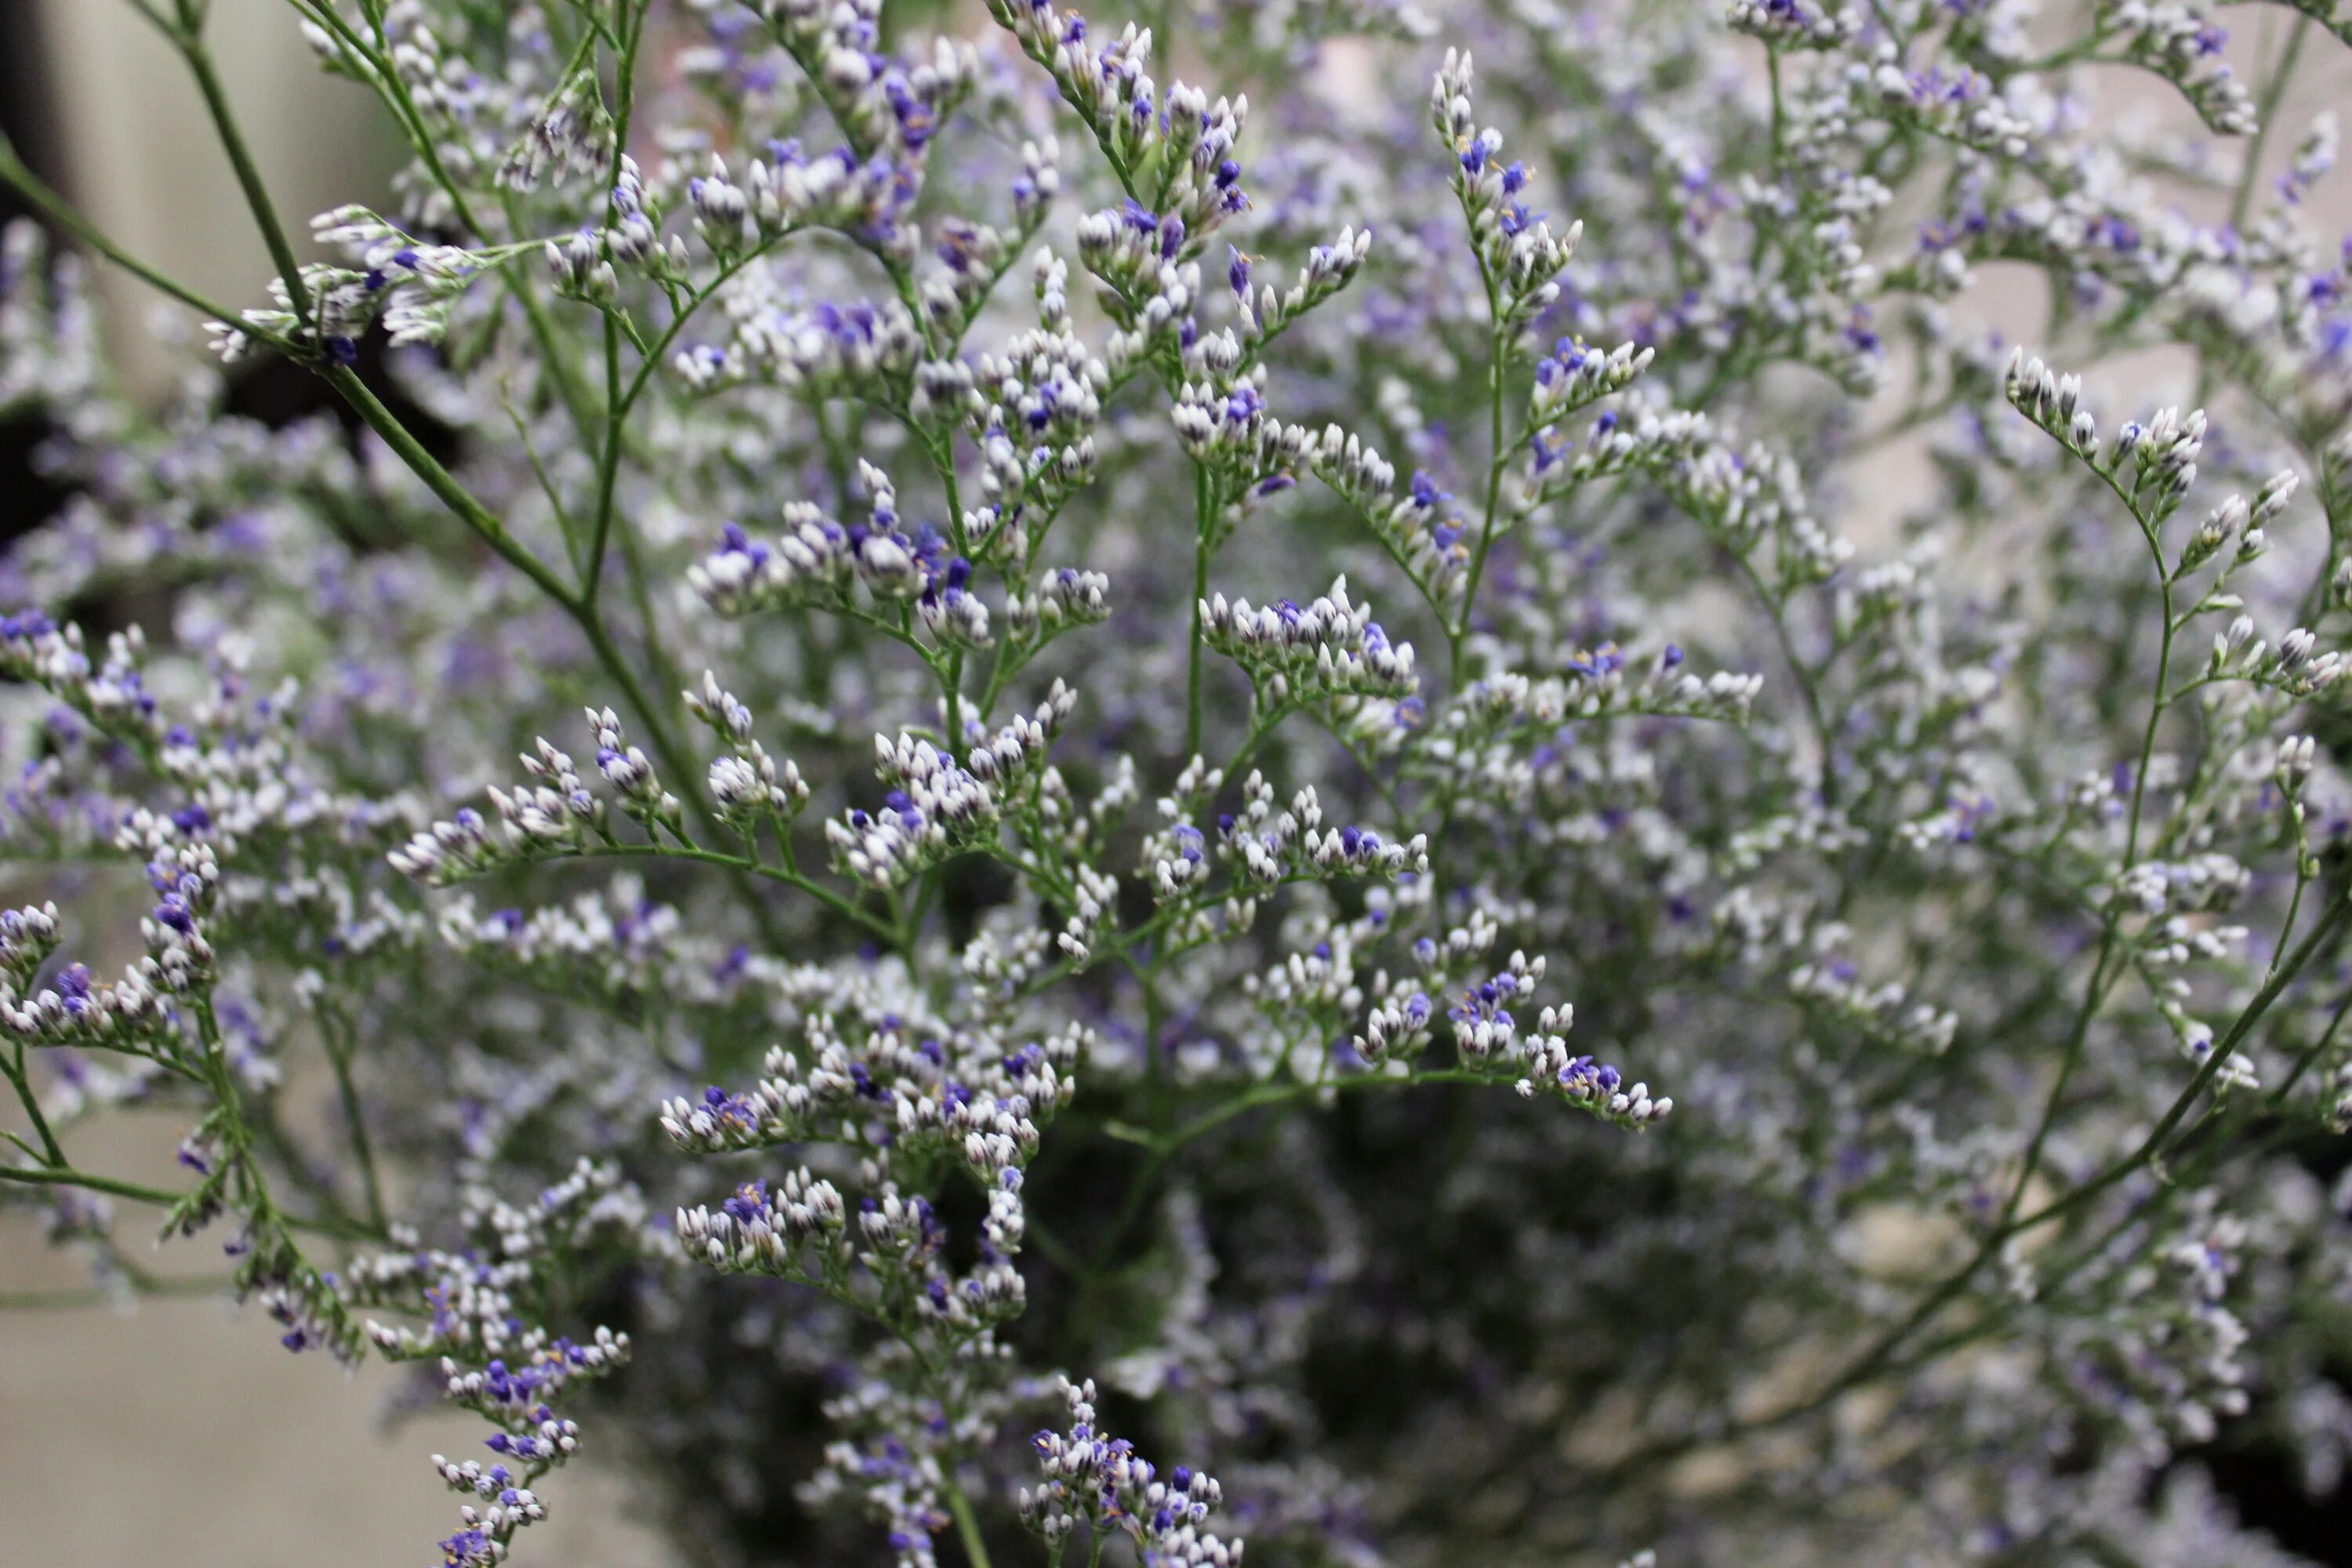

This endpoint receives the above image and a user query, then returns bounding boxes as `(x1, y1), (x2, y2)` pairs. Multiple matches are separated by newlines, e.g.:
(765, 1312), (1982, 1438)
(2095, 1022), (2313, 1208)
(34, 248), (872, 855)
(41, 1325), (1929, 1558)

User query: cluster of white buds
(0, 956), (167, 1047)
(397, 808), (543, 893)
(1231, 224), (1373, 343)
(1353, 985), (1437, 1063)
(1152, 820), (1213, 900)
(2143, 914), (2250, 975)
(676, 1166), (850, 1274)
(1007, 565), (1111, 643)
(704, 290), (927, 397)
(912, 135), (1058, 337)
(1301, 426), (1470, 610)
(2275, 733), (2318, 787)
(1530, 404), (1711, 497)
(2175, 470), (2299, 579)
(1054, 862), (1123, 961)
(1432, 51), (1580, 318)
(686, 673), (809, 833)
(691, 466), (945, 617)
(402, 689), (752, 887)
(1726, 0), (1860, 45)
(1646, 433), (1854, 589)
(985, 0), (1159, 150)
(2114, 852), (2253, 920)
(0, 901), (60, 985)
(660, 1046), (818, 1153)
(1076, 209), (1204, 360)
(432, 1457), (546, 1526)
(1530, 337), (1653, 421)
(439, 1326), (631, 1418)
(585, 708), (681, 832)
(0, 616), (164, 745)
(759, 0), (978, 168)
(1170, 369), (1305, 474)
(2107, 0), (2256, 133)
(964, 680), (1076, 789)
(543, 222), (619, 307)
(1503, 999), (1675, 1125)
(1446, 950), (1543, 1061)
(2203, 615), (2347, 698)
(134, 848), (221, 999)
(916, 557), (993, 647)
(958, 254), (1109, 533)
(693, 144), (924, 260)
(357, 1254), (534, 1362)
(432, 887), (684, 1002)
(431, 1472), (546, 1566)
(1789, 923), (1961, 1055)
(1868, 55), (2034, 159)
(598, 156), (673, 275)
(1243, 927), (1368, 1063)
(502, 739), (602, 845)
(2180, 492), (2255, 574)
(827, 734), (1000, 889)
(2113, 404), (2211, 513)
(1200, 576), (1419, 701)
(689, 508), (857, 612)
(993, 0), (1248, 245)
(470, 1409), (581, 1466)
(2005, 350), (2100, 455)
(1215, 774), (1428, 887)
(1020, 1377), (1241, 1563)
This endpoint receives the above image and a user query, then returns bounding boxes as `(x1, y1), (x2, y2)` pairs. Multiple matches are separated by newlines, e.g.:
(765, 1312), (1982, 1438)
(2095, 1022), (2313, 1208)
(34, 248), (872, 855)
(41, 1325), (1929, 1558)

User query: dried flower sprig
(5, 0), (2352, 1562)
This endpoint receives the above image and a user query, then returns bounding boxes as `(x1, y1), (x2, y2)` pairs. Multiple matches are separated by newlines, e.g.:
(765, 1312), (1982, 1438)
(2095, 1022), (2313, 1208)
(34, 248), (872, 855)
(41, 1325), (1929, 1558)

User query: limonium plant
(3, 0), (2352, 1561)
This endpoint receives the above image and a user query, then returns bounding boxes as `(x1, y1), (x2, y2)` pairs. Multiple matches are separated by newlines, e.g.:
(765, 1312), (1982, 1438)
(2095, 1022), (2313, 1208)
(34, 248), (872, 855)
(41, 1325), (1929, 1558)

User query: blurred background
(4, 2), (2352, 1565)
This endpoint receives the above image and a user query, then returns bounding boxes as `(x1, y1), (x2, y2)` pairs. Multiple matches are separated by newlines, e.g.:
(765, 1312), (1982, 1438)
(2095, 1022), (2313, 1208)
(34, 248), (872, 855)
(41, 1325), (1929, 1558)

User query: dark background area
(0, 0), (67, 550)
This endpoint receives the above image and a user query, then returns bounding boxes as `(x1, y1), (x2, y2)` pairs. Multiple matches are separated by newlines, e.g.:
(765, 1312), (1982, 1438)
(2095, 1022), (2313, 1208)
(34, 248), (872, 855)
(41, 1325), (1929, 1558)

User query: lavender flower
(4, 0), (2352, 1562)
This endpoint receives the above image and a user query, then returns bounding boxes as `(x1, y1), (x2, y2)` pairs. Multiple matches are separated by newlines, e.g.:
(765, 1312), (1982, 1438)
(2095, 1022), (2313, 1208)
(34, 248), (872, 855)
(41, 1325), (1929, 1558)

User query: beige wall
(37, 0), (394, 387)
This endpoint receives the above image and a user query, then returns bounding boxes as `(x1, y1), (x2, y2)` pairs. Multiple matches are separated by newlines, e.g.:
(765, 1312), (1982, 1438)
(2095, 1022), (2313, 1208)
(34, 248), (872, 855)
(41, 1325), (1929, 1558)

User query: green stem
(943, 1478), (995, 1568)
(177, 24), (314, 321)
(1997, 452), (2181, 1233)
(586, 310), (627, 601)
(1791, 884), (2352, 1425)
(321, 1009), (387, 1233)
(2018, 888), (2352, 1234)
(0, 1163), (187, 1207)
(1185, 464), (1214, 758)
(2229, 16), (2310, 236)
(573, 842), (895, 942)
(583, 0), (648, 603)
(321, 366), (581, 606)
(2267, 976), (2352, 1105)
(1451, 305), (1512, 684)
(322, 365), (791, 946)
(2, 1046), (65, 1166)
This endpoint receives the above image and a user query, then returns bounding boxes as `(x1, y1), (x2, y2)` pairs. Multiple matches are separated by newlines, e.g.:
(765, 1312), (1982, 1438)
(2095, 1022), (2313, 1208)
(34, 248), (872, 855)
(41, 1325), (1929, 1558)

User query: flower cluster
(6, 0), (2352, 1562)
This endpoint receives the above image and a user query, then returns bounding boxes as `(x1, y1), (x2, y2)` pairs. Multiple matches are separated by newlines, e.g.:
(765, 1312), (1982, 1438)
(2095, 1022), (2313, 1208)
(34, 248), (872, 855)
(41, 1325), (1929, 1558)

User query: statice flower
(6, 0), (2352, 1562)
